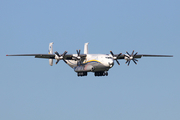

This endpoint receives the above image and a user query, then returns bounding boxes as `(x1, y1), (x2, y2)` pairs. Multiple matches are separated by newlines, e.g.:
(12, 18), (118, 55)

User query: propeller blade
(128, 61), (130, 66)
(133, 59), (137, 65)
(125, 60), (129, 64)
(117, 53), (122, 57)
(56, 60), (60, 64)
(110, 51), (114, 56)
(79, 49), (81, 55)
(76, 50), (79, 55)
(116, 59), (120, 65)
(62, 51), (67, 56)
(131, 50), (134, 56)
(134, 52), (138, 57)
(126, 51), (131, 56)
(55, 51), (60, 57)
(76, 49), (81, 56)
(134, 58), (138, 62)
(125, 55), (130, 58)
(63, 59), (67, 64)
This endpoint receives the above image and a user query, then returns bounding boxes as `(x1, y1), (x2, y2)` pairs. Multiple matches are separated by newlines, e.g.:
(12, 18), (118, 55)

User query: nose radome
(108, 60), (114, 67)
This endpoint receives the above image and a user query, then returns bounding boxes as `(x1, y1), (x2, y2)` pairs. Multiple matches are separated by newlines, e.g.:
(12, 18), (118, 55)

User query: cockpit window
(105, 57), (112, 59)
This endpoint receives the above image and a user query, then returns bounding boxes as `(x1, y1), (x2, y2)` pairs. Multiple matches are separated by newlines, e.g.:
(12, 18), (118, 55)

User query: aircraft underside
(72, 61), (111, 77)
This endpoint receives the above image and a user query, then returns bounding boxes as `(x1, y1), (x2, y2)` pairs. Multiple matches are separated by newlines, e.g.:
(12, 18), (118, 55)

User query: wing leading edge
(116, 54), (173, 59)
(6, 54), (87, 60)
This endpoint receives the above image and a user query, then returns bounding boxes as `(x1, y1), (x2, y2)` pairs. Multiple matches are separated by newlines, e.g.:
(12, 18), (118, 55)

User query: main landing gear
(94, 71), (108, 76)
(77, 71), (108, 77)
(77, 72), (87, 77)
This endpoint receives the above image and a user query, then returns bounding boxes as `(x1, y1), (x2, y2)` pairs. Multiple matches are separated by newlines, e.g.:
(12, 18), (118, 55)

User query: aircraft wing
(137, 54), (173, 57)
(116, 54), (173, 59)
(6, 54), (87, 60)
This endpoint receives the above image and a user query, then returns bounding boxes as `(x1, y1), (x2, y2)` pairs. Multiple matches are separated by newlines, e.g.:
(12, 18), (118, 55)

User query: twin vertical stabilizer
(49, 42), (53, 66)
(84, 43), (89, 54)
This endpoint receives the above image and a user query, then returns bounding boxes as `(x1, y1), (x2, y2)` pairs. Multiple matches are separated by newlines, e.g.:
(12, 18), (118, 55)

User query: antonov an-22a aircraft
(7, 42), (173, 77)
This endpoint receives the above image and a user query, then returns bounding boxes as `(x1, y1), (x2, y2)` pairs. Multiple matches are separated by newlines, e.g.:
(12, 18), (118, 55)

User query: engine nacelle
(74, 65), (94, 72)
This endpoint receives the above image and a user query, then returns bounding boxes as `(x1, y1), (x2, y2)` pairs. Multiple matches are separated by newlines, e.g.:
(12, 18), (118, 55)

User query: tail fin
(49, 42), (54, 66)
(84, 43), (89, 54)
(48, 42), (54, 54)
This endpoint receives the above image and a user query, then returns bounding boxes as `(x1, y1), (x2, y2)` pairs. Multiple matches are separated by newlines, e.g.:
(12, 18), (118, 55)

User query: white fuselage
(65, 54), (114, 72)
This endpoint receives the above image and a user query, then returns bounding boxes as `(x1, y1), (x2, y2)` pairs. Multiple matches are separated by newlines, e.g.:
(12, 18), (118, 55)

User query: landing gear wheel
(94, 71), (108, 77)
(106, 72), (108, 76)
(77, 72), (87, 77)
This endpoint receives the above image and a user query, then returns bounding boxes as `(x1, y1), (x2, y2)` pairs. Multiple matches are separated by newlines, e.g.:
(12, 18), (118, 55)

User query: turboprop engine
(74, 65), (94, 72)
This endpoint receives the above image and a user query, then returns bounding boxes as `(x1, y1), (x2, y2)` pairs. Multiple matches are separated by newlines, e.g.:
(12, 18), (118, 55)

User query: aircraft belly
(66, 60), (110, 72)
(74, 64), (94, 72)
(89, 62), (110, 72)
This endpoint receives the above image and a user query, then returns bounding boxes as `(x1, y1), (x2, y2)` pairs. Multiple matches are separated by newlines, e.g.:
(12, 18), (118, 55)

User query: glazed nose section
(108, 60), (114, 68)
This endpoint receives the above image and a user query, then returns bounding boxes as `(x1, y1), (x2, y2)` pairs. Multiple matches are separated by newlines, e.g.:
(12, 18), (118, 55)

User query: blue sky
(0, 0), (179, 120)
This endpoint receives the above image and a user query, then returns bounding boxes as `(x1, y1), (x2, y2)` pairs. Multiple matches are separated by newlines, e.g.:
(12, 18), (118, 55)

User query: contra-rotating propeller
(110, 51), (122, 65)
(54, 51), (67, 64)
(125, 50), (138, 66)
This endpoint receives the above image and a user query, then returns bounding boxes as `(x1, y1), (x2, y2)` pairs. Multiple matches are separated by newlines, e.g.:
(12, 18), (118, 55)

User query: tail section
(84, 43), (89, 54)
(49, 42), (54, 66)
(48, 42), (54, 54)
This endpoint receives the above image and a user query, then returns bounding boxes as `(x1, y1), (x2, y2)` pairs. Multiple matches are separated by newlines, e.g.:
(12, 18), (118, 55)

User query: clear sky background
(0, 0), (179, 120)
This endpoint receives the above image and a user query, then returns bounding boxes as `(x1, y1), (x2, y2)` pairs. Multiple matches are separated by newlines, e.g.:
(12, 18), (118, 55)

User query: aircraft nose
(108, 60), (114, 68)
